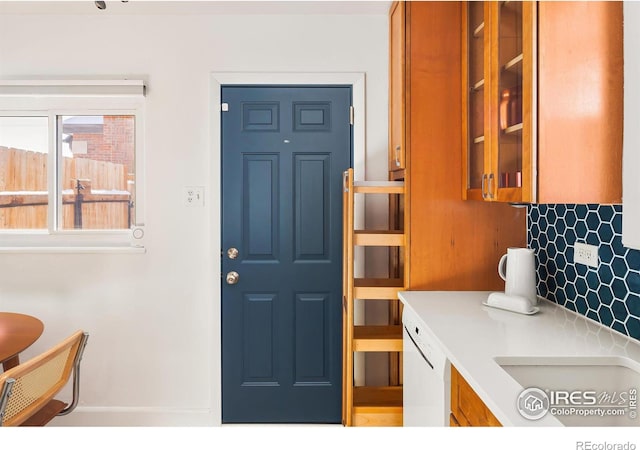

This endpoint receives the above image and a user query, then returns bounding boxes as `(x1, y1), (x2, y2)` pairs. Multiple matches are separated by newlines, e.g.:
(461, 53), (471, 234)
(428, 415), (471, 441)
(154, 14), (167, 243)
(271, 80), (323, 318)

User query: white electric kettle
(497, 247), (538, 305)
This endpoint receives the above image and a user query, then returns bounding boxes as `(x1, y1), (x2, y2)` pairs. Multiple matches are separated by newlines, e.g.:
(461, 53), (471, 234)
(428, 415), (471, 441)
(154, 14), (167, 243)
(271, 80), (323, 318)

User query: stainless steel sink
(494, 356), (640, 426)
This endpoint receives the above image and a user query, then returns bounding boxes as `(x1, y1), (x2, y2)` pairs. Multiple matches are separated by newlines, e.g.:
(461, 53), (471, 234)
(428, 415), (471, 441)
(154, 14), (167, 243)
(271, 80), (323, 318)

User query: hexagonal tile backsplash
(528, 204), (640, 341)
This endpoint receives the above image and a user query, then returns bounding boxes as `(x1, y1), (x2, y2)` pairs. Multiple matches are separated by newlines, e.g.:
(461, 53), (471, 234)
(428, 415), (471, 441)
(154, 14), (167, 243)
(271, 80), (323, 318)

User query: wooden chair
(0, 330), (89, 426)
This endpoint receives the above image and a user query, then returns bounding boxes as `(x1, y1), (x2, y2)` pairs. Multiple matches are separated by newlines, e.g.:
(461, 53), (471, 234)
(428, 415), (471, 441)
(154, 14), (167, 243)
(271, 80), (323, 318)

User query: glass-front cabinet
(463, 1), (535, 202)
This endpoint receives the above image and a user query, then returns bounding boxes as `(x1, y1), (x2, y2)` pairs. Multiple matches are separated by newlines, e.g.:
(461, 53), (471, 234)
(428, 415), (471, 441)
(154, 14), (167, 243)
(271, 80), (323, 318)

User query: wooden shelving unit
(342, 168), (406, 427)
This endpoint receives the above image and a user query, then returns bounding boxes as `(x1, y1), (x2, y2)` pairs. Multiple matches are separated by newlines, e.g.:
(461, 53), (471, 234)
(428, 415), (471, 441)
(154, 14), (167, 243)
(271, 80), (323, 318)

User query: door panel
(221, 86), (352, 423)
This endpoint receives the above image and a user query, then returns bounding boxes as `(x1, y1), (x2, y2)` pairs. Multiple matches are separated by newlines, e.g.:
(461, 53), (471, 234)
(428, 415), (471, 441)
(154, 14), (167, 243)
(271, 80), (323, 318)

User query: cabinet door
(462, 1), (490, 200)
(462, 1), (534, 202)
(389, 0), (406, 175)
(491, 1), (534, 202)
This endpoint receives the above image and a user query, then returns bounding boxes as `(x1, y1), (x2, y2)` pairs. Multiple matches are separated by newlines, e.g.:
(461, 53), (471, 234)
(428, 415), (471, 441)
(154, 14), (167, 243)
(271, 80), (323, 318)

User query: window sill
(0, 246), (145, 254)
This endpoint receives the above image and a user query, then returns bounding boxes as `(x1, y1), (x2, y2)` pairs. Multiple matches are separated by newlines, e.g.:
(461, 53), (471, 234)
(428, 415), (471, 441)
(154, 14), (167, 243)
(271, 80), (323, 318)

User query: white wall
(0, 8), (389, 425)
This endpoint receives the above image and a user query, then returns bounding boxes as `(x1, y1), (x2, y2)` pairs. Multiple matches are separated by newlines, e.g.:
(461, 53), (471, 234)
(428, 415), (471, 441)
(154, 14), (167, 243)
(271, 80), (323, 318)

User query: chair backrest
(0, 330), (89, 426)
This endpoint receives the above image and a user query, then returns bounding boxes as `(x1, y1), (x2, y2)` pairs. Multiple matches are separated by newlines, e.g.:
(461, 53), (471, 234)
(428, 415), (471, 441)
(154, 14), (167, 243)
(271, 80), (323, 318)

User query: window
(0, 81), (145, 250)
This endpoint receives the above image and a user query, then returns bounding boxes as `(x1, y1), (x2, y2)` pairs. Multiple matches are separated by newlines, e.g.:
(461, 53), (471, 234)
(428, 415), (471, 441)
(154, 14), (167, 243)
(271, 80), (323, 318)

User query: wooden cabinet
(451, 365), (502, 427)
(462, 1), (623, 204)
(389, 1), (406, 178)
(401, 1), (526, 291)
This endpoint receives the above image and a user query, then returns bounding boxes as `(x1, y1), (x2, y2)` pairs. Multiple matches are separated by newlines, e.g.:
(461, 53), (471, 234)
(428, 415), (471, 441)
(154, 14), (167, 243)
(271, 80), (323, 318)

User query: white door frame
(210, 72), (366, 424)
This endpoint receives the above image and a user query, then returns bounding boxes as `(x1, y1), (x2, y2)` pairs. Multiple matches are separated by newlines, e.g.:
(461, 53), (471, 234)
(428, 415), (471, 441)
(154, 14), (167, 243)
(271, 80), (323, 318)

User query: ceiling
(0, 0), (393, 15)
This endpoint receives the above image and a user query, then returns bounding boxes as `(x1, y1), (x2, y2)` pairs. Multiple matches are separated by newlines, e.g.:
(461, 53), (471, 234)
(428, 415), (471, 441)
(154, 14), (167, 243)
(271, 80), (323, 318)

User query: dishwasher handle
(404, 325), (434, 370)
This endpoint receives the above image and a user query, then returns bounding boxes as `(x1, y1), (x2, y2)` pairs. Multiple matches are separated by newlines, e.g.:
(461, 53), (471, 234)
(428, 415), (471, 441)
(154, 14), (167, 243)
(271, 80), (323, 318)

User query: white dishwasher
(402, 306), (451, 426)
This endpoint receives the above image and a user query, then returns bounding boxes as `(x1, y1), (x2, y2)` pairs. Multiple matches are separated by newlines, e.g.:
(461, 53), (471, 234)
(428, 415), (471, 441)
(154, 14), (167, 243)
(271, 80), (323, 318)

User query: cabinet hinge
(349, 106), (354, 125)
(221, 103), (229, 112)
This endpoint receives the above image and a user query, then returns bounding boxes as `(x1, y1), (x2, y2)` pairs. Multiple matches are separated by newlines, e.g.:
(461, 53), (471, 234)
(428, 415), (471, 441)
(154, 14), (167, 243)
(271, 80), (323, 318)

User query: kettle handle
(497, 254), (508, 281)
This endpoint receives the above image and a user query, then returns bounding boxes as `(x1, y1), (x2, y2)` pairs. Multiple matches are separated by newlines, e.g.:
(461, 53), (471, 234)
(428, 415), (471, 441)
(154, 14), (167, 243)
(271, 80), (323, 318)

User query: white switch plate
(184, 186), (205, 207)
(574, 242), (598, 267)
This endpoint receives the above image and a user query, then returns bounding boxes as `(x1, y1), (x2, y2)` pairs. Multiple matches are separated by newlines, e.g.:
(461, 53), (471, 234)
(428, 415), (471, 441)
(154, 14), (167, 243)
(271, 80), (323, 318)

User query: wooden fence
(0, 146), (132, 229)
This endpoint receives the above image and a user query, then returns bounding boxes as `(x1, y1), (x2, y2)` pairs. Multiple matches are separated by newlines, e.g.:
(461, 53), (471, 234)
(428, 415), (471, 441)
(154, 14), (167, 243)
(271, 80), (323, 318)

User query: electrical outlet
(184, 186), (205, 207)
(574, 242), (598, 268)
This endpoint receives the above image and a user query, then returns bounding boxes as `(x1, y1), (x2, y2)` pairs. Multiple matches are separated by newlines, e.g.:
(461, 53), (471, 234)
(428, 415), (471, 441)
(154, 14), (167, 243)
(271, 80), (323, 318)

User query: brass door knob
(226, 271), (240, 285)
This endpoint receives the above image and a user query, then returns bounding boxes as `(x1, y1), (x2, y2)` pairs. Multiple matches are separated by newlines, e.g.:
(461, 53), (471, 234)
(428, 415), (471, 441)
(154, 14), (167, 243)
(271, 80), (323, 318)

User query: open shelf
(343, 167), (406, 426)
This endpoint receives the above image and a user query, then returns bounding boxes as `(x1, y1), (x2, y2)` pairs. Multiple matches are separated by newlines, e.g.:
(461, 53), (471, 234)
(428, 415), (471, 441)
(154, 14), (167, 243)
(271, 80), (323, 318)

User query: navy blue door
(221, 86), (352, 423)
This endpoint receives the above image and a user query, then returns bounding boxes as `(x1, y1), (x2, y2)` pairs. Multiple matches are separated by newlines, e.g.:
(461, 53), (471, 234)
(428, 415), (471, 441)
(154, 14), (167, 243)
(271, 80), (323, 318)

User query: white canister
(497, 247), (538, 305)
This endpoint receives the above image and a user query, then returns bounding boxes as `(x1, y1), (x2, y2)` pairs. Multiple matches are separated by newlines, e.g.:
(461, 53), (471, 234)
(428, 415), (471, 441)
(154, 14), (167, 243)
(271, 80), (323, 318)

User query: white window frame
(0, 81), (146, 252)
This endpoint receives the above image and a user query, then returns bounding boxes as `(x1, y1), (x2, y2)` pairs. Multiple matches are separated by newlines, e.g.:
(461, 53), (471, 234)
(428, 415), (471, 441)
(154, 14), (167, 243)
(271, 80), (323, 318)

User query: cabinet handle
(343, 170), (349, 192)
(488, 173), (495, 199)
(481, 174), (488, 199)
(395, 145), (401, 167)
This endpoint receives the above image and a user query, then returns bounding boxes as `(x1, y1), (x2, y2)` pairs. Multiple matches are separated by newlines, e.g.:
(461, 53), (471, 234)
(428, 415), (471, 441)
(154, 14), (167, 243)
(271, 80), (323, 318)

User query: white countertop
(398, 290), (640, 427)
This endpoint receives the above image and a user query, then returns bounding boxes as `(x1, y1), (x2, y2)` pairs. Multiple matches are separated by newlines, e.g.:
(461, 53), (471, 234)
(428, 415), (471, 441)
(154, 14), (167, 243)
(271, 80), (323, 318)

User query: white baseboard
(49, 407), (218, 427)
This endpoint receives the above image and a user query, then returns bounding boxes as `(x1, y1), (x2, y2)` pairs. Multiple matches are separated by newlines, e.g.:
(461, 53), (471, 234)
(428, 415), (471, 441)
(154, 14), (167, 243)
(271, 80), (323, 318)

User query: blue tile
(576, 277), (588, 295)
(612, 212), (623, 233)
(575, 296), (588, 315)
(576, 204), (588, 218)
(547, 277), (557, 293)
(598, 205), (615, 223)
(627, 293), (640, 317)
(597, 264), (614, 285)
(612, 257), (628, 278)
(586, 211), (600, 230)
(576, 264), (588, 277)
(612, 300), (629, 321)
(565, 210), (578, 228)
(539, 216), (548, 231)
(626, 316), (640, 340)
(597, 222), (614, 244)
(627, 272), (640, 295)
(586, 231), (600, 246)
(587, 291), (600, 310)
(556, 204), (567, 218)
(529, 205), (540, 224)
(586, 271), (600, 290)
(539, 283), (549, 298)
(530, 223), (540, 238)
(612, 235), (625, 255)
(554, 244), (567, 262)
(598, 305), (614, 326)
(547, 208), (558, 224)
(565, 228), (577, 246)
(565, 264), (577, 281)
(547, 227), (558, 243)
(565, 282), (577, 300)
(600, 244), (614, 265)
(538, 233), (548, 249)
(612, 278), (627, 300)
(627, 249), (640, 272)
(598, 284), (614, 305)
(575, 221), (588, 239)
(555, 218), (567, 235)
